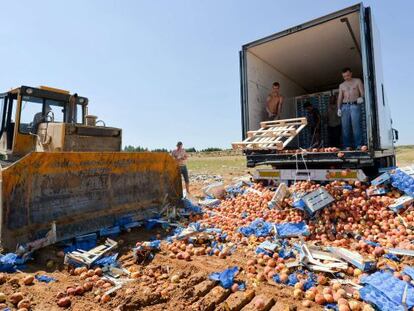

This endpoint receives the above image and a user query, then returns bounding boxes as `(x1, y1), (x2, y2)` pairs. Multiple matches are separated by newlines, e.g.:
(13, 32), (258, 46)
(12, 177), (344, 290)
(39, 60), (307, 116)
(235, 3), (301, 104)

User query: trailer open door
(364, 7), (394, 151)
(239, 50), (248, 140)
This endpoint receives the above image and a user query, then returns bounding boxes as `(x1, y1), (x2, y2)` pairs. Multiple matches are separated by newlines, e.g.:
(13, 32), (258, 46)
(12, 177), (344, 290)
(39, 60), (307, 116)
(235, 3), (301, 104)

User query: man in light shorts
(171, 141), (190, 194)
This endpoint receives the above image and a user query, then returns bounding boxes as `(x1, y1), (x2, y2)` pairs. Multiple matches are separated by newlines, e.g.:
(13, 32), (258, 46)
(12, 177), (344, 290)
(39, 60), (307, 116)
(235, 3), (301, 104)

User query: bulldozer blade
(0, 152), (182, 251)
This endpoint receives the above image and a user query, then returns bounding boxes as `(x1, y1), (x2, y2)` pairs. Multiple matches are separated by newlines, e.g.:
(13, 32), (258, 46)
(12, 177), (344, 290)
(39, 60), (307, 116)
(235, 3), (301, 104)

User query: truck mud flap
(0, 152), (182, 250)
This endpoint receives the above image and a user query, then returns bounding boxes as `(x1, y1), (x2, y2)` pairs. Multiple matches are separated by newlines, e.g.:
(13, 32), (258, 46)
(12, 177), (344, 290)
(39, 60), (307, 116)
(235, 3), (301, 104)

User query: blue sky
(1, 1), (413, 149)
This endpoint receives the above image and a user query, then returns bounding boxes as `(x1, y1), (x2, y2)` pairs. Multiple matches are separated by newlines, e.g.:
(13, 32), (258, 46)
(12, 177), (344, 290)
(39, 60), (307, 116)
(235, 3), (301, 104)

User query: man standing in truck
(266, 82), (284, 120)
(327, 95), (341, 147)
(304, 101), (321, 147)
(337, 67), (364, 150)
(172, 141), (190, 194)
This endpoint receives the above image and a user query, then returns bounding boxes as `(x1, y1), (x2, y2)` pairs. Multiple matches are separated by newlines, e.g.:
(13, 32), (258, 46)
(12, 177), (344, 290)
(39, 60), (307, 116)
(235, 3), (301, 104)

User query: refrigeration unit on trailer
(238, 3), (397, 181)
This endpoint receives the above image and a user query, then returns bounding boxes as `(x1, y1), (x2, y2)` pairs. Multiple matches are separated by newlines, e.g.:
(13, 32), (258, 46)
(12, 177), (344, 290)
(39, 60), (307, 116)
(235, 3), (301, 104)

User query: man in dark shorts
(266, 82), (284, 120)
(304, 101), (321, 147)
(171, 141), (190, 194)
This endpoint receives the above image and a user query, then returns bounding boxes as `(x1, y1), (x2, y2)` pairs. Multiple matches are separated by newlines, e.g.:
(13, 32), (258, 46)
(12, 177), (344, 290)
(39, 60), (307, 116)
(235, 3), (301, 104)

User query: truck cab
(0, 85), (121, 161)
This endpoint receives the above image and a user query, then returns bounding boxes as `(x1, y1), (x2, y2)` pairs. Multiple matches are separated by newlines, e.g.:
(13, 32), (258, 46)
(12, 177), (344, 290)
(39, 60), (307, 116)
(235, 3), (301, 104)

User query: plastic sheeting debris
(93, 253), (119, 267)
(226, 181), (248, 198)
(255, 247), (272, 257)
(176, 222), (204, 240)
(275, 221), (309, 238)
(402, 266), (414, 280)
(136, 240), (161, 251)
(203, 182), (226, 199)
(278, 245), (295, 259)
(360, 271), (414, 311)
(145, 218), (163, 230)
(35, 275), (56, 283)
(384, 253), (400, 262)
(182, 198), (203, 214)
(257, 241), (278, 252)
(292, 198), (305, 211)
(0, 253), (28, 272)
(208, 241), (236, 257)
(63, 233), (98, 253)
(236, 281), (246, 291)
(209, 266), (239, 289)
(134, 241), (161, 264)
(99, 226), (121, 237)
(198, 198), (221, 208)
(324, 303), (339, 311)
(273, 270), (316, 291)
(239, 219), (274, 237)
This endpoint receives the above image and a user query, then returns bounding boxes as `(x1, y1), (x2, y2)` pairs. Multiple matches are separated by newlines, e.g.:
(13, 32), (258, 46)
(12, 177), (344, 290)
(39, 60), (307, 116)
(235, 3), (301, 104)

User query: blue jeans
(341, 103), (362, 148)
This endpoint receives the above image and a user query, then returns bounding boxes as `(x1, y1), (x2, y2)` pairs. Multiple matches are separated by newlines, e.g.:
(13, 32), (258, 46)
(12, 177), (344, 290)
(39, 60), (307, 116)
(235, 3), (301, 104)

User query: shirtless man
(266, 82), (284, 120)
(337, 67), (364, 150)
(171, 141), (190, 194)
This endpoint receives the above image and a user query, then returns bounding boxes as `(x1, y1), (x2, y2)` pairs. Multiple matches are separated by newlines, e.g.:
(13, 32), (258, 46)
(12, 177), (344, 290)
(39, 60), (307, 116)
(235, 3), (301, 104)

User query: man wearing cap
(171, 142), (190, 194)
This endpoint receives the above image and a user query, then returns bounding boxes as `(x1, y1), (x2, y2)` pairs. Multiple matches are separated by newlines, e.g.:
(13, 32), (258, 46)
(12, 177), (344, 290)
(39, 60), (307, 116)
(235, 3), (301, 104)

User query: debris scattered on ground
(2, 166), (414, 310)
(64, 238), (118, 267)
(189, 173), (223, 184)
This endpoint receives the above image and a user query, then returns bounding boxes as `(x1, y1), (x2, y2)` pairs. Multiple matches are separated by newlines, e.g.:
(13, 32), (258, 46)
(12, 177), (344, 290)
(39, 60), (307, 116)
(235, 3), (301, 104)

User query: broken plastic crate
(388, 195), (414, 213)
(301, 188), (334, 215)
(371, 172), (391, 186)
(390, 166), (414, 196)
(268, 183), (288, 209)
(327, 247), (376, 272)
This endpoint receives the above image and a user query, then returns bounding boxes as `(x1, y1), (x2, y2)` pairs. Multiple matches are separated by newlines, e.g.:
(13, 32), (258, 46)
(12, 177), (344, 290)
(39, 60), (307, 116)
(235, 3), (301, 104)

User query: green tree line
(123, 146), (224, 153)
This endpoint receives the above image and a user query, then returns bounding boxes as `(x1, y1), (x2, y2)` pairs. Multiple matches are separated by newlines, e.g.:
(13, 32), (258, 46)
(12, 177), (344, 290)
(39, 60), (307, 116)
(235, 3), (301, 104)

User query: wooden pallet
(232, 117), (307, 151)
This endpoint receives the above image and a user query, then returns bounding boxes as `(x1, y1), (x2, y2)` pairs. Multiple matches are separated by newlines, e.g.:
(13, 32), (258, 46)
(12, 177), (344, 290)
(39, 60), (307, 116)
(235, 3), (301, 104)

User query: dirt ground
(0, 226), (322, 311)
(0, 148), (413, 311)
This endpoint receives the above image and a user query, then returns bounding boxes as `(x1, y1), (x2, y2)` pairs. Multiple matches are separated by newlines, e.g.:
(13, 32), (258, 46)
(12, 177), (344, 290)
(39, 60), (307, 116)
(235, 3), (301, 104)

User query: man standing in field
(266, 82), (284, 120)
(337, 67), (364, 150)
(172, 141), (190, 194)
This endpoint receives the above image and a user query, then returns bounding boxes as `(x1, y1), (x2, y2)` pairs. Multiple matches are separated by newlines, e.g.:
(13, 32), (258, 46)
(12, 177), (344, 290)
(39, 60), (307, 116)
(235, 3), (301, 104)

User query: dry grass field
(187, 146), (414, 178)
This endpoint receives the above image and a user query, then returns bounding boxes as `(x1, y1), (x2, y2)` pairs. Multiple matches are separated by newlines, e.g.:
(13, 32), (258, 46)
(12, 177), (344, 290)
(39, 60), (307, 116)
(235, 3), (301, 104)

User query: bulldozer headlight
(26, 88), (33, 94)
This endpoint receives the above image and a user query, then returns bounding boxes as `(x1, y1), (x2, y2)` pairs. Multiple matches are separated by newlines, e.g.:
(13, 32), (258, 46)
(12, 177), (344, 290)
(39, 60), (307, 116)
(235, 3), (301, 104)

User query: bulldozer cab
(0, 85), (121, 159)
(0, 86), (182, 251)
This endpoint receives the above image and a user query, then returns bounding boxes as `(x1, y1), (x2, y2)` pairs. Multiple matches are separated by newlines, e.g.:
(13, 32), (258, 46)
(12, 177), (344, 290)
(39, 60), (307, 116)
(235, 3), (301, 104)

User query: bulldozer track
(145, 272), (290, 311)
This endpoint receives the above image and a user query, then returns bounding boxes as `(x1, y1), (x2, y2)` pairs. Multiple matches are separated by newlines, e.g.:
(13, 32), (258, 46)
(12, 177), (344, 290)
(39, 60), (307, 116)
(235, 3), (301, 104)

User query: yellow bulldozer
(0, 85), (182, 251)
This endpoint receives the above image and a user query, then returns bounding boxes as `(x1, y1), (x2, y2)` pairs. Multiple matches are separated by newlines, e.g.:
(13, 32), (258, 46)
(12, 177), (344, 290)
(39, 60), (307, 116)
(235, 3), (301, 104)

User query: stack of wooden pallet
(232, 117), (307, 151)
